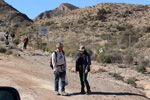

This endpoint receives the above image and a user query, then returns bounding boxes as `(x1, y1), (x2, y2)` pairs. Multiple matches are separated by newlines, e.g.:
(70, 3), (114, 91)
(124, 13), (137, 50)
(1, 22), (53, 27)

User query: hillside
(33, 3), (150, 55)
(33, 3), (79, 22)
(7, 3), (150, 65)
(0, 46), (149, 100)
(1, 2), (150, 99)
(34, 3), (150, 40)
(0, 0), (32, 27)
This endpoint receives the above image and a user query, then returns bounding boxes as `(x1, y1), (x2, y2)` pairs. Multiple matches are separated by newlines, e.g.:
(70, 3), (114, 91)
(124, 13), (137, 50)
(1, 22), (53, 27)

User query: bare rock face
(0, 0), (33, 27)
(33, 3), (79, 22)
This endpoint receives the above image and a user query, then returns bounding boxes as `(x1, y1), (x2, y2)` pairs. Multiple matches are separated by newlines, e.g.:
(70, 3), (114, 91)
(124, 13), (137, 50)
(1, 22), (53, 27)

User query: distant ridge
(0, 0), (32, 26)
(33, 3), (79, 22)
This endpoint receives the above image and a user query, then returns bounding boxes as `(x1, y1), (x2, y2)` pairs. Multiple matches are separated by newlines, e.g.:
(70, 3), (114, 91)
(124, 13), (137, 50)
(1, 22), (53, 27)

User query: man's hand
(56, 71), (60, 74)
(75, 70), (77, 74)
(85, 70), (88, 74)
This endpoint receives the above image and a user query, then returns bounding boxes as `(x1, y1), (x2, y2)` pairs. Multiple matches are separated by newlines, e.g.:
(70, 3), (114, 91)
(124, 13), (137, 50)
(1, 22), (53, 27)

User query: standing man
(4, 31), (9, 40)
(10, 33), (15, 42)
(75, 46), (91, 94)
(52, 42), (68, 96)
(23, 36), (28, 49)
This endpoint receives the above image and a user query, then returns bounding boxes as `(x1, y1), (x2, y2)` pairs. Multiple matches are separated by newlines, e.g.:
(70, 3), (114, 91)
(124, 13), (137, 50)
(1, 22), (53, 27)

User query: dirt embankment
(0, 50), (149, 100)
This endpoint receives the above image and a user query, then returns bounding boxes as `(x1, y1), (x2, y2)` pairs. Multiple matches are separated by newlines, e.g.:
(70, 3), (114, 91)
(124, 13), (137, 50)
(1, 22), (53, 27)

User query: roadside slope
(0, 52), (149, 100)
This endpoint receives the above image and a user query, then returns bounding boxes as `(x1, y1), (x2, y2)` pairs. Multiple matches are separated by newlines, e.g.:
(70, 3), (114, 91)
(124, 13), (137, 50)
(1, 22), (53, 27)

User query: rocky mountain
(33, 3), (79, 22)
(0, 0), (32, 27)
(34, 3), (150, 46)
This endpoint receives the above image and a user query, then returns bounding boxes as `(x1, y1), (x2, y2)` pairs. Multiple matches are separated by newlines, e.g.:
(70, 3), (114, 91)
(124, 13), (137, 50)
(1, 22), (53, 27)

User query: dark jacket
(76, 51), (91, 72)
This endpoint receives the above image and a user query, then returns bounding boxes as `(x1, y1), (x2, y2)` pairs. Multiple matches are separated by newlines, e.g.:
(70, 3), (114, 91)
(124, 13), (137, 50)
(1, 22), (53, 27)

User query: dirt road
(0, 50), (149, 100)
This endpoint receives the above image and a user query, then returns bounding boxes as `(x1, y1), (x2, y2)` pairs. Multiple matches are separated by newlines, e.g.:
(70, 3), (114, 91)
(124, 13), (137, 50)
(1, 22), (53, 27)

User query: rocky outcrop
(0, 0), (32, 27)
(33, 3), (78, 22)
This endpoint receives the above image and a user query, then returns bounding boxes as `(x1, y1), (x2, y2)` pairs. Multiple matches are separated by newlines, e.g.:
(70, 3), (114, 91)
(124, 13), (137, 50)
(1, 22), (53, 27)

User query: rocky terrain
(0, 46), (149, 100)
(0, 0), (32, 27)
(0, 32), (150, 100)
(0, 1), (150, 100)
(33, 3), (79, 22)
(33, 3), (150, 49)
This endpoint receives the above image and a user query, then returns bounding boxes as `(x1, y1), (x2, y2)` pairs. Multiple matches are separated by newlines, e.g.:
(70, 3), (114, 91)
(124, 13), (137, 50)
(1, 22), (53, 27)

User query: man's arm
(52, 52), (58, 72)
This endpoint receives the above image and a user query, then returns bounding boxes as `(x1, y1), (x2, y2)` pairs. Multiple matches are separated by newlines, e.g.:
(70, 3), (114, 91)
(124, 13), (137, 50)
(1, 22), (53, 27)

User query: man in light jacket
(52, 42), (68, 96)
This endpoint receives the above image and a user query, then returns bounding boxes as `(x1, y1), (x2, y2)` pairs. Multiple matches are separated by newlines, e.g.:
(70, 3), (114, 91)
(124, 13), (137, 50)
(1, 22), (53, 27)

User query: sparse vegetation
(13, 39), (20, 45)
(0, 37), (5, 41)
(5, 50), (12, 55)
(0, 46), (6, 53)
(136, 65), (146, 73)
(124, 77), (137, 87)
(110, 73), (124, 81)
(5, 40), (9, 45)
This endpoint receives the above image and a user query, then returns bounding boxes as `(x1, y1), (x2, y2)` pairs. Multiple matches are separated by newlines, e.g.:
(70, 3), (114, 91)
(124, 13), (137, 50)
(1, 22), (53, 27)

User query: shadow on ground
(70, 92), (149, 99)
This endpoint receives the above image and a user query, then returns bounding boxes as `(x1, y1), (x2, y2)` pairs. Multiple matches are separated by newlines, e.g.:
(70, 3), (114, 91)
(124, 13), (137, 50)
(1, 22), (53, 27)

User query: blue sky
(4, 0), (150, 20)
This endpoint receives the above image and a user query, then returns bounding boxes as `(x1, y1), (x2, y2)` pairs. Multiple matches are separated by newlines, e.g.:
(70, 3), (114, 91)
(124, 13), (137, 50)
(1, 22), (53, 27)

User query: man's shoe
(80, 90), (86, 94)
(86, 89), (91, 95)
(55, 91), (60, 95)
(61, 91), (69, 96)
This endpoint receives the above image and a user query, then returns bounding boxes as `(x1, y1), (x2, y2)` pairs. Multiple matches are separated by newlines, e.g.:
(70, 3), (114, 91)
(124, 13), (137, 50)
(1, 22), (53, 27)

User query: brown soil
(0, 50), (149, 100)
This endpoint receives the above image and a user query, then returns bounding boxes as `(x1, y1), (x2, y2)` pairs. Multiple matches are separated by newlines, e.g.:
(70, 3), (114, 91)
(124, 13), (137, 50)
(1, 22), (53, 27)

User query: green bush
(110, 73), (124, 81)
(5, 40), (9, 45)
(96, 51), (122, 63)
(0, 47), (6, 53)
(96, 53), (111, 63)
(5, 50), (12, 55)
(100, 34), (108, 40)
(13, 39), (20, 45)
(124, 77), (137, 87)
(63, 44), (78, 59)
(0, 37), (5, 41)
(116, 25), (126, 31)
(136, 65), (146, 73)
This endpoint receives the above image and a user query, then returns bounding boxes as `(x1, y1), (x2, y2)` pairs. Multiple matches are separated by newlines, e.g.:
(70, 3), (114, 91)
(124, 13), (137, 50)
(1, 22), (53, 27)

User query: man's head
(56, 42), (63, 52)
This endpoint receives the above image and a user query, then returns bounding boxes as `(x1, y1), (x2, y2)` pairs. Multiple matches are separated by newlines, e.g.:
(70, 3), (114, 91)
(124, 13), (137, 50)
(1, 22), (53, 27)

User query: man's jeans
(54, 71), (66, 92)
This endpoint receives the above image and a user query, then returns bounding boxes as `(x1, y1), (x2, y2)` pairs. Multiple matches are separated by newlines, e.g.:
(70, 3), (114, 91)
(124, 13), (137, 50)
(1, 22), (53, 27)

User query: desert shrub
(96, 53), (112, 63)
(141, 59), (150, 67)
(13, 39), (20, 45)
(91, 22), (99, 27)
(100, 34), (108, 40)
(136, 65), (146, 73)
(36, 42), (47, 50)
(96, 50), (122, 63)
(110, 73), (124, 81)
(8, 45), (16, 49)
(94, 9), (107, 21)
(124, 55), (134, 64)
(5, 50), (12, 55)
(0, 37), (5, 41)
(77, 19), (84, 24)
(63, 44), (78, 58)
(86, 48), (93, 56)
(61, 22), (69, 29)
(124, 77), (137, 87)
(0, 46), (6, 53)
(145, 26), (150, 33)
(5, 40), (9, 45)
(116, 25), (126, 31)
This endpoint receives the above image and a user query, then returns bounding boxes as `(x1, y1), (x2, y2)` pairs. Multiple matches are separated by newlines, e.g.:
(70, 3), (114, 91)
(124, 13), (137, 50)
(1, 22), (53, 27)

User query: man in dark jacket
(75, 46), (91, 94)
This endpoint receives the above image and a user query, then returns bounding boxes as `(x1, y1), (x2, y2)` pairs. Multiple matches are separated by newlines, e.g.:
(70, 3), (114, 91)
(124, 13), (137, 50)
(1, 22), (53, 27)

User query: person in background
(4, 31), (9, 40)
(75, 45), (91, 94)
(52, 42), (68, 96)
(10, 33), (15, 42)
(23, 36), (28, 49)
